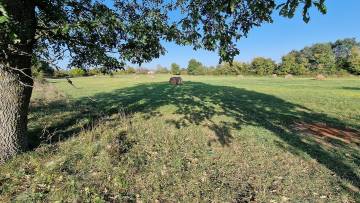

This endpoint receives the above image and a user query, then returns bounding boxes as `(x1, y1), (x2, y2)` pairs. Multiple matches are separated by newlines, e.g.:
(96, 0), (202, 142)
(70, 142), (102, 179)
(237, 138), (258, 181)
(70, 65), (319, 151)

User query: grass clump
(0, 111), (133, 202)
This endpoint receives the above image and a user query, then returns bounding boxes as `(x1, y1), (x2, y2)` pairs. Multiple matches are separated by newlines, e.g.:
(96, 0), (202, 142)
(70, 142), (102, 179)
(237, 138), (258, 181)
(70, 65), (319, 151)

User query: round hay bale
(284, 74), (293, 79)
(272, 74), (277, 78)
(315, 74), (326, 80)
(169, 77), (183, 85)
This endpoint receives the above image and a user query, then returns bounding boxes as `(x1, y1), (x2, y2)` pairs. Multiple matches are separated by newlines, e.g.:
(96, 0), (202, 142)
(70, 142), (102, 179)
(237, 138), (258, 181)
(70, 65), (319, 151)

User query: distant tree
(200, 66), (215, 75)
(293, 52), (310, 75)
(187, 59), (205, 75)
(279, 51), (309, 75)
(235, 62), (250, 75)
(156, 65), (169, 74)
(278, 52), (296, 74)
(215, 61), (249, 75)
(219, 63), (231, 75)
(347, 47), (360, 75)
(136, 67), (150, 74)
(279, 39), (360, 75)
(251, 57), (276, 75)
(303, 43), (336, 74)
(171, 63), (181, 75)
(332, 38), (360, 69)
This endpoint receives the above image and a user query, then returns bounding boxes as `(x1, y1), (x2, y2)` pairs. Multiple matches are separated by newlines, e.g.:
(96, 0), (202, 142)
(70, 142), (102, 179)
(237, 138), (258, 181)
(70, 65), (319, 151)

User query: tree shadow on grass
(342, 87), (360, 91)
(29, 81), (360, 193)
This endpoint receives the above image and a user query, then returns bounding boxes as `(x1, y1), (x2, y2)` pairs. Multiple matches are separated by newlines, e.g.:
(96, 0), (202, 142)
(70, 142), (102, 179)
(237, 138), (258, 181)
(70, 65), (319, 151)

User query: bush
(250, 57), (276, 75)
(53, 70), (69, 78)
(180, 68), (188, 75)
(88, 68), (102, 76)
(213, 61), (249, 75)
(334, 69), (351, 77)
(125, 67), (136, 74)
(69, 68), (86, 77)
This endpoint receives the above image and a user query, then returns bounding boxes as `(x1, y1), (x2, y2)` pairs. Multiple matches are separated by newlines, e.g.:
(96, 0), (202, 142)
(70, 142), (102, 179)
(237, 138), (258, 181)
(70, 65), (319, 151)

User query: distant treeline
(181, 38), (360, 76)
(33, 38), (360, 78)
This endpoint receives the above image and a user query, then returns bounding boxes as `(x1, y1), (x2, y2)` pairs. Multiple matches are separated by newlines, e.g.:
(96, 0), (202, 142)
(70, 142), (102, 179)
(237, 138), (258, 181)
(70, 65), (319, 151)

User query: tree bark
(0, 0), (36, 163)
(0, 67), (33, 163)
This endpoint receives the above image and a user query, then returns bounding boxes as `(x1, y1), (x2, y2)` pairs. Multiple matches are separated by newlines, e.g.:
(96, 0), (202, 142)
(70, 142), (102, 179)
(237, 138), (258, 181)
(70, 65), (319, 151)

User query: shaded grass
(1, 75), (359, 202)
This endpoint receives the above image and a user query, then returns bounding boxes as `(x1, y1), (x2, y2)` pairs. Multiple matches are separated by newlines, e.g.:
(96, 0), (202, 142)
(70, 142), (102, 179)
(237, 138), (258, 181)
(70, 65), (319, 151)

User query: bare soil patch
(294, 122), (359, 145)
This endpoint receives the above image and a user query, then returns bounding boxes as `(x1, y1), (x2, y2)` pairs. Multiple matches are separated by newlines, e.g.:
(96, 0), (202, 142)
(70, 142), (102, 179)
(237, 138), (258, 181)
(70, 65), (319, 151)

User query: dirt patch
(294, 122), (360, 145)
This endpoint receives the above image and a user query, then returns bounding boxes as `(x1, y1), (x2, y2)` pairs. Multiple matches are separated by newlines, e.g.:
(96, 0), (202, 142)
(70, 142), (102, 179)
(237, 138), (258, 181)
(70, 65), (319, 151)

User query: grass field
(1, 75), (359, 202)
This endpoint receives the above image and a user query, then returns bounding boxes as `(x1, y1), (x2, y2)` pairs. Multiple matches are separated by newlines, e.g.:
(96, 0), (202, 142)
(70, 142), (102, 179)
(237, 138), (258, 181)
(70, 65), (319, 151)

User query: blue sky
(58, 1), (360, 69)
(142, 0), (360, 69)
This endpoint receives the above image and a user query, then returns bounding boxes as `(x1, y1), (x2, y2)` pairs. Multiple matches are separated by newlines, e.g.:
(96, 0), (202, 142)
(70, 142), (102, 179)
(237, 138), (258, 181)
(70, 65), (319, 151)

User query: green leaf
(0, 16), (7, 23)
(0, 3), (9, 24)
(9, 32), (20, 44)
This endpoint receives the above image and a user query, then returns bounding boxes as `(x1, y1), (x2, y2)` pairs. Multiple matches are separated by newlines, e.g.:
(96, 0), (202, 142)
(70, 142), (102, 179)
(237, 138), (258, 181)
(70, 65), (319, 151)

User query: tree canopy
(171, 63), (180, 75)
(0, 0), (327, 72)
(278, 51), (308, 75)
(278, 38), (360, 75)
(187, 59), (205, 75)
(251, 57), (276, 75)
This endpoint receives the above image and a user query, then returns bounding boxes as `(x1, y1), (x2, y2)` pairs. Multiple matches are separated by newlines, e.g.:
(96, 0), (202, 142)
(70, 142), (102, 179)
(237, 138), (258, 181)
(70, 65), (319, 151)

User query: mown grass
(1, 75), (359, 202)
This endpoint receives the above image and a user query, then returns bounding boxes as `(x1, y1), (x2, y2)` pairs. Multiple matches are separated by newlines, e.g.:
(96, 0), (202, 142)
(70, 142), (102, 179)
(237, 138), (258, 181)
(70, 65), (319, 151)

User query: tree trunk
(0, 68), (33, 163)
(0, 0), (36, 163)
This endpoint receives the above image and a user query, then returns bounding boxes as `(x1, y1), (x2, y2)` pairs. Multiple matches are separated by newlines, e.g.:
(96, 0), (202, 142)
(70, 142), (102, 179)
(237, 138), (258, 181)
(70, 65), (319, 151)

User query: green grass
(1, 75), (359, 202)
